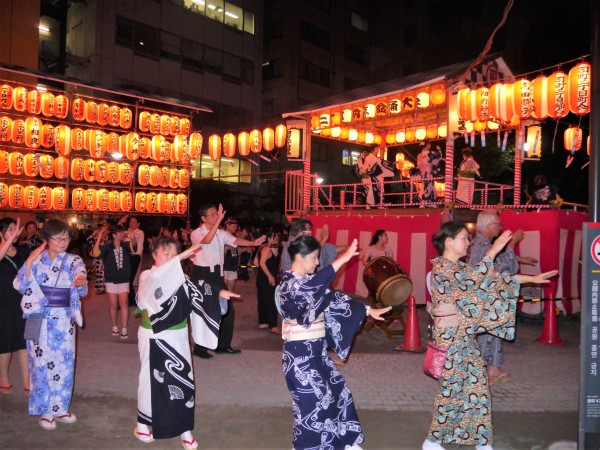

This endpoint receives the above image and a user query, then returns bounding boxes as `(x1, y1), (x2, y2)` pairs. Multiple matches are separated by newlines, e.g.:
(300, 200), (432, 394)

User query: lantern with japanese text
(11, 119), (25, 144)
(41, 92), (54, 117)
(166, 193), (177, 214)
(0, 150), (7, 173)
(149, 166), (160, 187)
(107, 132), (120, 156)
(13, 87), (27, 112)
(223, 132), (236, 157)
(8, 184), (24, 208)
(70, 157), (84, 181)
(189, 132), (203, 159)
(25, 116), (42, 149)
(547, 71), (569, 119)
(0, 116), (12, 141)
(52, 186), (68, 210)
(475, 87), (490, 121)
(512, 79), (532, 119)
(179, 168), (190, 188)
(97, 103), (110, 126)
(138, 164), (151, 186)
(39, 154), (54, 178)
(54, 156), (69, 179)
(41, 124), (54, 147)
(262, 127), (274, 151)
(374, 102), (387, 117)
(88, 129), (106, 158)
(120, 107), (132, 129)
(487, 83), (503, 120)
(159, 167), (170, 188)
(208, 134), (221, 161)
(531, 75), (548, 119)
(341, 108), (353, 122)
(97, 189), (110, 212)
(416, 92), (430, 108)
(458, 88), (473, 121)
(249, 129), (262, 153)
(138, 136), (151, 159)
(160, 115), (171, 136)
(109, 105), (120, 127)
(0, 183), (7, 207)
(54, 94), (69, 119)
(568, 62), (591, 116)
(135, 192), (147, 212)
(85, 101), (98, 124)
(95, 160), (108, 183)
(169, 168), (179, 189)
(331, 127), (341, 138)
(179, 118), (191, 136)
(0, 85), (13, 109)
(24, 153), (39, 177)
(176, 194), (188, 214)
(364, 104), (375, 119)
(121, 132), (139, 161)
(152, 135), (168, 161)
(275, 124), (286, 148)
(71, 128), (85, 151)
(54, 124), (72, 155)
(170, 116), (181, 136)
(172, 135), (187, 161)
(139, 112), (152, 132)
(107, 190), (120, 212)
(37, 186), (52, 210)
(72, 98), (86, 121)
(72, 187), (86, 210)
(564, 126), (582, 151)
(402, 95), (416, 112)
(27, 90), (42, 114)
(84, 188), (97, 211)
(119, 162), (132, 185)
(387, 98), (401, 115)
(150, 114), (161, 134)
(155, 193), (167, 213)
(107, 161), (120, 183)
(84, 159), (96, 182)
(23, 185), (39, 209)
(120, 191), (133, 212)
(8, 152), (24, 175)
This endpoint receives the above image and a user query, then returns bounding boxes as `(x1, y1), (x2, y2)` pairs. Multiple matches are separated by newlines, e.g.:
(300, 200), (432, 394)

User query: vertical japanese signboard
(580, 223), (600, 448)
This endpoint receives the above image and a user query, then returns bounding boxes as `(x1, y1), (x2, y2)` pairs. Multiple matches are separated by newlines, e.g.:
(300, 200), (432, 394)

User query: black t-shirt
(99, 242), (132, 283)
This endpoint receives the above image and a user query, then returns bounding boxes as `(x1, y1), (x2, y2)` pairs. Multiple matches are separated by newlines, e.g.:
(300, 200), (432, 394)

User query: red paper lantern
(176, 193), (188, 214)
(54, 124), (72, 156)
(0, 183), (7, 207)
(8, 152), (24, 175)
(430, 88), (446, 106)
(138, 136), (151, 159)
(497, 84), (516, 122)
(223, 132), (236, 157)
(138, 164), (150, 187)
(487, 83), (503, 121)
(97, 188), (110, 212)
(156, 193), (168, 213)
(160, 115), (171, 135)
(41, 124), (55, 147)
(208, 134), (221, 161)
(120, 107), (132, 129)
(531, 75), (549, 120)
(564, 126), (582, 151)
(85, 101), (98, 124)
(121, 132), (140, 161)
(83, 159), (96, 182)
(150, 113), (161, 134)
(166, 193), (177, 214)
(107, 161), (120, 184)
(172, 135), (188, 162)
(97, 103), (110, 126)
(169, 168), (179, 189)
(119, 162), (132, 184)
(179, 118), (191, 136)
(159, 167), (170, 188)
(151, 135), (168, 161)
(0, 84), (13, 109)
(139, 112), (152, 132)
(108, 191), (121, 211)
(238, 131), (250, 156)
(568, 62), (591, 116)
(41, 92), (55, 117)
(23, 153), (39, 177)
(106, 132), (120, 155)
(179, 168), (190, 188)
(135, 192), (147, 212)
(0, 116), (12, 141)
(70, 157), (84, 181)
(275, 124), (286, 148)
(170, 116), (181, 136)
(23, 185), (39, 209)
(25, 116), (42, 149)
(54, 94), (69, 119)
(72, 98), (86, 122)
(54, 156), (69, 179)
(8, 184), (24, 208)
(88, 129), (107, 158)
(11, 119), (25, 144)
(95, 160), (108, 183)
(262, 127), (274, 152)
(72, 187), (86, 210)
(250, 129), (262, 153)
(189, 132), (203, 159)
(84, 188), (97, 211)
(39, 154), (54, 178)
(38, 186), (52, 210)
(13, 87), (28, 112)
(512, 79), (532, 119)
(109, 105), (121, 127)
(71, 128), (85, 151)
(27, 90), (42, 114)
(120, 191), (133, 211)
(547, 71), (569, 119)
(475, 87), (490, 121)
(0, 150), (7, 173)
(52, 186), (68, 210)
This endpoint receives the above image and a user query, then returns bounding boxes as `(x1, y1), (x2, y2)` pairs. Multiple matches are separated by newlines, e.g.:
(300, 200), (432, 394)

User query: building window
(116, 16), (133, 46)
(191, 155), (251, 183)
(205, 0), (224, 22)
(224, 2), (243, 30)
(312, 142), (328, 162)
(243, 10), (255, 34)
(299, 59), (329, 87)
(161, 32), (181, 61)
(181, 38), (204, 71)
(350, 11), (368, 32)
(345, 42), (367, 65)
(223, 52), (241, 82)
(183, 0), (204, 14)
(342, 149), (361, 166)
(262, 58), (282, 80)
(182, 0), (255, 35)
(264, 19), (283, 41)
(300, 21), (330, 50)
(133, 23), (160, 58)
(204, 46), (222, 73)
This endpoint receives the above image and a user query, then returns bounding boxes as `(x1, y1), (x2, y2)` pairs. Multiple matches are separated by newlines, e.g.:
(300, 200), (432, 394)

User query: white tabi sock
(422, 438), (446, 450)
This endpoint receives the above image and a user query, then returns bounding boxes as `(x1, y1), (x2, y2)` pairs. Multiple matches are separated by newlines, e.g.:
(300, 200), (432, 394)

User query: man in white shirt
(191, 203), (265, 358)
(119, 215), (145, 306)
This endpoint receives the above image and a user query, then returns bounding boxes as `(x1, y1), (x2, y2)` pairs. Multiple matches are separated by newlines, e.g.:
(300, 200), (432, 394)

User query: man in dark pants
(119, 215), (145, 306)
(190, 203), (265, 358)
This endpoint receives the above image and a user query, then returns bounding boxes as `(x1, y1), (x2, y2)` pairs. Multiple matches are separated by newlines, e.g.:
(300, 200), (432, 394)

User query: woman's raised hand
(486, 230), (512, 260)
(342, 239), (359, 262)
(26, 242), (46, 266)
(179, 244), (202, 260)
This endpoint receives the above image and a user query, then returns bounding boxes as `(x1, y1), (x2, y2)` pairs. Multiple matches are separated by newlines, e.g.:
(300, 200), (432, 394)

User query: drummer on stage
(360, 230), (394, 266)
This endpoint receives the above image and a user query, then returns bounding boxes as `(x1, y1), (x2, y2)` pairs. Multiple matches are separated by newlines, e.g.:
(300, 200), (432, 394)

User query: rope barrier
(518, 297), (580, 303)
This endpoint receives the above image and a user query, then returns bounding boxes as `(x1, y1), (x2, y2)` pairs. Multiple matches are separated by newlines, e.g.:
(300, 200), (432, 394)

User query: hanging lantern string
(464, 0), (515, 79)
(552, 121), (559, 154)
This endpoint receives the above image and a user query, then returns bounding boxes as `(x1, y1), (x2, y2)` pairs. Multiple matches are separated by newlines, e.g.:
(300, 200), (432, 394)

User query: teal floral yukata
(426, 256), (518, 447)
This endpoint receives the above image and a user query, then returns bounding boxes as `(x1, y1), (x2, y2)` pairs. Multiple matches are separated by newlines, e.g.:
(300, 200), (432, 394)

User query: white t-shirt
(124, 228), (144, 256)
(190, 224), (237, 275)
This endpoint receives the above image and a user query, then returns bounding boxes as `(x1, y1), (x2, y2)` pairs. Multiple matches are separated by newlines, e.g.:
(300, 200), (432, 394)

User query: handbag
(24, 313), (45, 341)
(422, 313), (448, 380)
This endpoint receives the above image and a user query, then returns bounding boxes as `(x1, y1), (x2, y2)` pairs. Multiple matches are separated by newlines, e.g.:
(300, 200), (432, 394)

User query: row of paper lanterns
(0, 183), (188, 214)
(457, 62), (591, 123)
(207, 125), (287, 160)
(311, 123), (453, 146)
(0, 117), (203, 163)
(309, 88), (447, 131)
(0, 85), (138, 130)
(138, 112), (192, 136)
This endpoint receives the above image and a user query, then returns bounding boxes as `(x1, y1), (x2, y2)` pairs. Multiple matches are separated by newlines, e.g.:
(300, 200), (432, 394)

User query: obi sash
(40, 286), (71, 307)
(282, 313), (326, 342)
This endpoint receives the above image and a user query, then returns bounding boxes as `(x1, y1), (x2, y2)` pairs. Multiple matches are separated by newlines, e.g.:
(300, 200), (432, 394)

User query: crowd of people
(0, 205), (557, 450)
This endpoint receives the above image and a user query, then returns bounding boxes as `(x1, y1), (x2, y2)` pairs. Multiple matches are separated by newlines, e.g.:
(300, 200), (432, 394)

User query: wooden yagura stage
(308, 209), (585, 314)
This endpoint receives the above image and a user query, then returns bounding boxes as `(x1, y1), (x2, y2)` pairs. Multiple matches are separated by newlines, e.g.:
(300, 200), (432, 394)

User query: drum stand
(363, 296), (406, 340)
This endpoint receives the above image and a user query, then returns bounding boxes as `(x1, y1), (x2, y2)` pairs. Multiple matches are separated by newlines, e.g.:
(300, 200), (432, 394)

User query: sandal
(121, 332), (129, 340)
(55, 412), (77, 423)
(24, 388), (30, 396)
(0, 385), (13, 394)
(134, 426), (155, 443)
(489, 372), (512, 385)
(39, 415), (56, 430)
(111, 327), (119, 337)
(181, 437), (198, 450)
(258, 324), (269, 329)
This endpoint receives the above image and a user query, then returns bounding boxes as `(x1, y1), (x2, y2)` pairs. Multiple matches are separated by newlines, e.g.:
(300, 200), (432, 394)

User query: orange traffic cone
(393, 296), (425, 353)
(535, 293), (565, 347)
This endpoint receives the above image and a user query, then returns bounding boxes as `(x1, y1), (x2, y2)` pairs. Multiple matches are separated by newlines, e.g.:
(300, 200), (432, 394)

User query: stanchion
(393, 295), (425, 353)
(534, 292), (566, 347)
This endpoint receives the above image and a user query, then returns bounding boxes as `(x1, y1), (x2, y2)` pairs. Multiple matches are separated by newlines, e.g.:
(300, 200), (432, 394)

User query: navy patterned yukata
(426, 256), (518, 447)
(275, 265), (367, 450)
(14, 251), (87, 417)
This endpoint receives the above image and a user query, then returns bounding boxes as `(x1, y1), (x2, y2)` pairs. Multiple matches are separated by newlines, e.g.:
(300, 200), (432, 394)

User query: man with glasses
(190, 203), (265, 358)
(467, 210), (538, 385)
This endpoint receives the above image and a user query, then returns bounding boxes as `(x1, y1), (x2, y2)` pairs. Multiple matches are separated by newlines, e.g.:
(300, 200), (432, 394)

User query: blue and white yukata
(276, 265), (368, 450)
(14, 251), (87, 417)
(136, 257), (222, 439)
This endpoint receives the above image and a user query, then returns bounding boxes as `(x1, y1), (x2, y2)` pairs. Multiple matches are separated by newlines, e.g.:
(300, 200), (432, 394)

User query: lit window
(350, 11), (368, 32)
(342, 150), (361, 166)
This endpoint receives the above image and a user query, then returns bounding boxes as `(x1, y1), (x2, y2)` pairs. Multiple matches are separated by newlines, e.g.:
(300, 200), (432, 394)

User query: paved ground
(0, 267), (581, 449)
